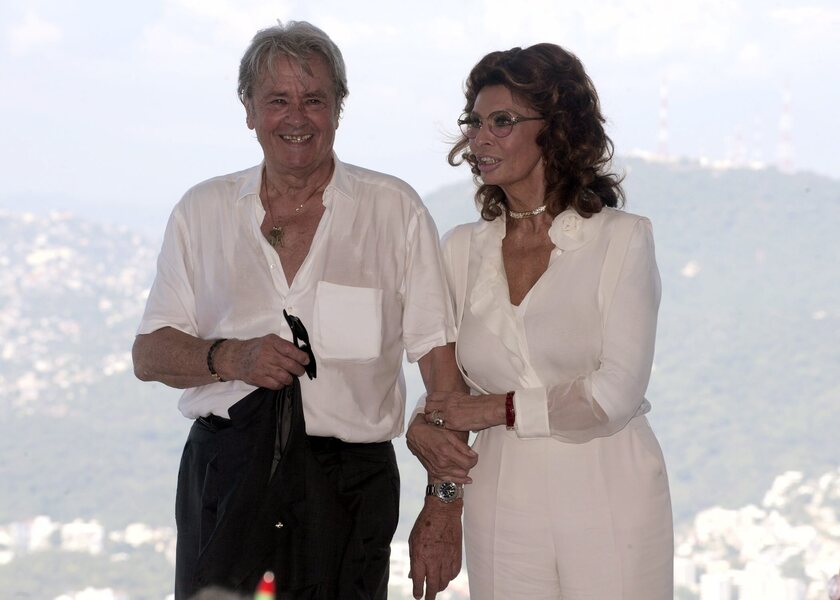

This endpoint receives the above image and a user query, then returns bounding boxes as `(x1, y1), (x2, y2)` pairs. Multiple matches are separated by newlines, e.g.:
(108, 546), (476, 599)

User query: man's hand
(409, 498), (463, 600)
(406, 415), (477, 484)
(215, 334), (310, 389)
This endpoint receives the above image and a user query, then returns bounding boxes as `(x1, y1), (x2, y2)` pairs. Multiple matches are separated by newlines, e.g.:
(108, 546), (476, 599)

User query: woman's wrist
(407, 413), (426, 434)
(489, 393), (508, 427)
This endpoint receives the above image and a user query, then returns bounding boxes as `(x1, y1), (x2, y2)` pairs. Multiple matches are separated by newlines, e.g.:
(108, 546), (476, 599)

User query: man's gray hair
(238, 21), (349, 115)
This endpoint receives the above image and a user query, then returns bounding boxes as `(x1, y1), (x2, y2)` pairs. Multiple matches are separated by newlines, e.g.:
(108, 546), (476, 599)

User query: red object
(255, 571), (275, 600)
(505, 391), (515, 430)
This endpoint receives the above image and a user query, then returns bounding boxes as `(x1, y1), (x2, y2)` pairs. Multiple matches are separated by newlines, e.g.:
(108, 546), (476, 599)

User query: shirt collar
(237, 163), (263, 201)
(236, 152), (353, 208)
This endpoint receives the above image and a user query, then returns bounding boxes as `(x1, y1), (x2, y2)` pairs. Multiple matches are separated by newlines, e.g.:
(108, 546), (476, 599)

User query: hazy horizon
(2, 0), (839, 235)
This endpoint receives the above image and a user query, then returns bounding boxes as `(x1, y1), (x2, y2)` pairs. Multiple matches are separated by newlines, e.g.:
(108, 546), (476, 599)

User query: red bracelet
(505, 391), (515, 430)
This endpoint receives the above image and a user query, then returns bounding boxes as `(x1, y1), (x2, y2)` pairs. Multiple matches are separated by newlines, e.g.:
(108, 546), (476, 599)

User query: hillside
(423, 158), (840, 522)
(0, 211), (187, 527)
(0, 158), (838, 596)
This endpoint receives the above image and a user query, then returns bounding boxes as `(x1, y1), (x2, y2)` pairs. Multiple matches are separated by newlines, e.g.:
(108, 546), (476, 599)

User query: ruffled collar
(473, 208), (603, 253)
(548, 208), (604, 251)
(466, 209), (604, 379)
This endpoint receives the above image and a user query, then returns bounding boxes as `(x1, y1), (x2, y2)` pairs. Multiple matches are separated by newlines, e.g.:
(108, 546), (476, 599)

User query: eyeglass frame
(457, 110), (544, 139)
(283, 309), (317, 380)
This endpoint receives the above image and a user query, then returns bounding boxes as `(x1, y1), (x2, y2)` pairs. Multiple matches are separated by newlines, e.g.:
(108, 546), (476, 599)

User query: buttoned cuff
(513, 387), (550, 438)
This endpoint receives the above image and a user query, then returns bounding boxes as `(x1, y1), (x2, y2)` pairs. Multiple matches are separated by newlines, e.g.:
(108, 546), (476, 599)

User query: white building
(675, 555), (698, 589)
(21, 515), (58, 552)
(55, 587), (128, 600)
(739, 561), (806, 600)
(61, 519), (104, 555)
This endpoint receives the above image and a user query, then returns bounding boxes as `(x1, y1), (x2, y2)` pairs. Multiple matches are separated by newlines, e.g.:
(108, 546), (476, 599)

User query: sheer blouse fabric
(442, 208), (661, 443)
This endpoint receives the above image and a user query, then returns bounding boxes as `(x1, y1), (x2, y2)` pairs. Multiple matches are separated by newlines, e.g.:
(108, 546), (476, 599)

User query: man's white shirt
(138, 155), (455, 442)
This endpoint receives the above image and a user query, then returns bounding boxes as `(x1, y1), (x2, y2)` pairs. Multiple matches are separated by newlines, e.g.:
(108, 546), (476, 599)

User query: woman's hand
(424, 391), (506, 432)
(406, 415), (477, 484)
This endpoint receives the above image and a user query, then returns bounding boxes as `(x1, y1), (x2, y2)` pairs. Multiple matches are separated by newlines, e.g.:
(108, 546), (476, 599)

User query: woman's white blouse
(443, 208), (661, 443)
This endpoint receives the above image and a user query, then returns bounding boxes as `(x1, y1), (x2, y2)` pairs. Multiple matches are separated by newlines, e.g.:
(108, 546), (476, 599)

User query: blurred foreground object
(828, 570), (839, 600)
(255, 571), (276, 600)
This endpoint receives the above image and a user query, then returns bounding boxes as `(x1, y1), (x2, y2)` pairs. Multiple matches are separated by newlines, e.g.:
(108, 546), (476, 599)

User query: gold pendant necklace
(261, 166), (333, 248)
(262, 173), (284, 248)
(267, 225), (283, 248)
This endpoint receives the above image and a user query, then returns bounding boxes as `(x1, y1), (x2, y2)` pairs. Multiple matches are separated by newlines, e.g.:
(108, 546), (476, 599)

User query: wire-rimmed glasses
(457, 110), (543, 139)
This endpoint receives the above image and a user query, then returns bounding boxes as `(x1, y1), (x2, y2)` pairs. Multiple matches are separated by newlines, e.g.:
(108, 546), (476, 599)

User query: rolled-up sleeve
(137, 201), (198, 336)
(401, 204), (457, 363)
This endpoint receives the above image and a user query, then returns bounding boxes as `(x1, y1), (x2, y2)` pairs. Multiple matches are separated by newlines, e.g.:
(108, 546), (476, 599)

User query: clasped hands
(407, 389), (501, 485)
(406, 390), (506, 487)
(406, 391), (508, 599)
(423, 391), (507, 434)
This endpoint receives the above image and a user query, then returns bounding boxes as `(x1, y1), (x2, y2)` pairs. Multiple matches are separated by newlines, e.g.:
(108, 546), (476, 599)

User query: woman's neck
(501, 180), (547, 214)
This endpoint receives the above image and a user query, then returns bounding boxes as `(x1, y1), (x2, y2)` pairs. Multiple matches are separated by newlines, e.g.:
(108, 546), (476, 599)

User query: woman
(412, 44), (673, 599)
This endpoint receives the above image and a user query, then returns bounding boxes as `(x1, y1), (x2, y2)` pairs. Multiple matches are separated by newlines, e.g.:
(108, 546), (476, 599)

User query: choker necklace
(508, 204), (547, 219)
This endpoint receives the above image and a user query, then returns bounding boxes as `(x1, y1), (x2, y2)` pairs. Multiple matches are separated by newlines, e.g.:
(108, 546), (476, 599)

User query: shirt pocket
(313, 281), (384, 362)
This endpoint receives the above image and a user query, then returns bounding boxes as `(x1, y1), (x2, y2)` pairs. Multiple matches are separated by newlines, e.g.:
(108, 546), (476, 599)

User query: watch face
(439, 481), (458, 500)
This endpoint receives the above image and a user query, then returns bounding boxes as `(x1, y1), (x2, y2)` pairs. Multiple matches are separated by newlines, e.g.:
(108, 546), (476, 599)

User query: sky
(2, 0), (839, 235)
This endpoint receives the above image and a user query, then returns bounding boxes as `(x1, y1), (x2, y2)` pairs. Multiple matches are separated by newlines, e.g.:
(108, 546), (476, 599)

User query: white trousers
(464, 416), (673, 600)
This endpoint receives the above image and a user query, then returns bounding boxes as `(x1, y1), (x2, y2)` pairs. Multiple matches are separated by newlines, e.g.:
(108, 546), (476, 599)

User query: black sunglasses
(283, 310), (317, 380)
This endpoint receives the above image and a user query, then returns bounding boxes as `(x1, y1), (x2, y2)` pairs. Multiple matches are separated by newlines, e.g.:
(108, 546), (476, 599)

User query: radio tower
(657, 77), (670, 159)
(777, 83), (793, 173)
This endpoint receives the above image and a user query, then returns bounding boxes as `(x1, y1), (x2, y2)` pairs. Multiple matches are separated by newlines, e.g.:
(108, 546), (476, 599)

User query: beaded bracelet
(505, 391), (516, 430)
(207, 338), (227, 382)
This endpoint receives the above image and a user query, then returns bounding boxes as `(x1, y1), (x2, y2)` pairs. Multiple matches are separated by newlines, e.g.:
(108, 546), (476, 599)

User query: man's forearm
(132, 327), (220, 388)
(416, 343), (472, 482)
(418, 343), (468, 394)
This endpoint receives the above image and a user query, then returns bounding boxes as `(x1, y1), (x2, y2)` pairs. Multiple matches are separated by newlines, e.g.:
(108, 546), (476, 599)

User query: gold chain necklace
(263, 173), (284, 247)
(262, 168), (331, 248)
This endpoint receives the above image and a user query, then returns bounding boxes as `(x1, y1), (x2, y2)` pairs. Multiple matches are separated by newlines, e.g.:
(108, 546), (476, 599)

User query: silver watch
(426, 481), (464, 503)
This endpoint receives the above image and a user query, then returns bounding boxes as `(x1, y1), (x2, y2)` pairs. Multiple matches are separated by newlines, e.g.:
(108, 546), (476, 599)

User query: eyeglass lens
(459, 111), (517, 139)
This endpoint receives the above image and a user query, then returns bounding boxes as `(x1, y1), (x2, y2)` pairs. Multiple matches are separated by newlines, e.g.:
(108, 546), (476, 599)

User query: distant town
(2, 469), (837, 600)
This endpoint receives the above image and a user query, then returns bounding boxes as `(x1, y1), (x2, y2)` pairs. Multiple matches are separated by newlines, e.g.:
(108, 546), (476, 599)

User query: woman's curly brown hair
(449, 43), (624, 221)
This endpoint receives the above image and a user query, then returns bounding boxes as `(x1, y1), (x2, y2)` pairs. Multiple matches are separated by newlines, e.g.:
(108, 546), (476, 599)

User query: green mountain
(0, 157), (838, 596)
(422, 157), (840, 523)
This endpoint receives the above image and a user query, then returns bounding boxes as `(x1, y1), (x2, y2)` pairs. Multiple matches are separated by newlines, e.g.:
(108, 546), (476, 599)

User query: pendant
(267, 226), (283, 248)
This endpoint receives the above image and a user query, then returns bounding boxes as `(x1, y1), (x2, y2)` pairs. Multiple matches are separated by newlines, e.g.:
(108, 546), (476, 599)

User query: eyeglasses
(283, 309), (317, 380)
(457, 110), (543, 139)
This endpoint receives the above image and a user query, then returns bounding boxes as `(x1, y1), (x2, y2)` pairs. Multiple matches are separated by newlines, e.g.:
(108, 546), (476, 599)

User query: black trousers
(174, 391), (399, 600)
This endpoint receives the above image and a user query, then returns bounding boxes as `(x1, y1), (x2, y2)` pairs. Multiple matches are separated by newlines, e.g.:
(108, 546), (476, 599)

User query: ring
(431, 410), (445, 428)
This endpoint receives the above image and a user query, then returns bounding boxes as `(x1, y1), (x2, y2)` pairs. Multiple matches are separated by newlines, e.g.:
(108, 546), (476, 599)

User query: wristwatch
(426, 481), (464, 503)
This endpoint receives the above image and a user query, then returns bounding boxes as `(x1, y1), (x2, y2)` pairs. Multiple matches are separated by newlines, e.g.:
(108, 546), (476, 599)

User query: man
(132, 21), (471, 600)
